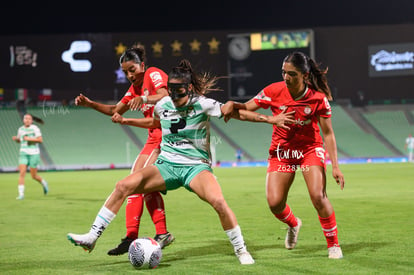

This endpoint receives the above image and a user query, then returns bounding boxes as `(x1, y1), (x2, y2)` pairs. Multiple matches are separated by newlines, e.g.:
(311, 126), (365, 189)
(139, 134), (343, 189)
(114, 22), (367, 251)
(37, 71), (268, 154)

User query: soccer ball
(128, 237), (162, 269)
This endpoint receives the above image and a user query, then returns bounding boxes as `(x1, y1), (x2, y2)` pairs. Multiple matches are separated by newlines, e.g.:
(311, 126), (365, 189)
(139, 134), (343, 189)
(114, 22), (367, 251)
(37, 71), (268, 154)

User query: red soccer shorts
(267, 145), (326, 173)
(141, 136), (161, 155)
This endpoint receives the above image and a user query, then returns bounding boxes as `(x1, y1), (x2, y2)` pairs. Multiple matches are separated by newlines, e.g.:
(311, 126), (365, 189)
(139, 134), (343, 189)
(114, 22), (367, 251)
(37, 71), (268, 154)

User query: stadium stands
(331, 105), (396, 158)
(1, 104), (412, 171)
(362, 106), (414, 155)
(0, 109), (27, 168)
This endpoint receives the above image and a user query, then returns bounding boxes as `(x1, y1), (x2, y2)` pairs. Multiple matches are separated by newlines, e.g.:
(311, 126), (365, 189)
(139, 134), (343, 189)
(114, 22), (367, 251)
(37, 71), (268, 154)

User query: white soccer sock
(89, 206), (116, 238)
(41, 179), (48, 186)
(225, 225), (247, 253)
(18, 185), (24, 196)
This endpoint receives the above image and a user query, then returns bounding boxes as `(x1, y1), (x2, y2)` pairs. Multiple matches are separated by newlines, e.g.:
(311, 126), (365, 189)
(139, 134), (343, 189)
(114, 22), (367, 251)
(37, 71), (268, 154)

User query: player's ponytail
(307, 58), (332, 100)
(169, 59), (221, 96)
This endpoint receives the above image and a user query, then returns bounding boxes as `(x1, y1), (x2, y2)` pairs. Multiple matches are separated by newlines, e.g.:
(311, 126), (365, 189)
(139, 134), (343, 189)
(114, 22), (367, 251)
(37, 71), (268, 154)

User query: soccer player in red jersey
(74, 45), (174, 255)
(228, 51), (345, 259)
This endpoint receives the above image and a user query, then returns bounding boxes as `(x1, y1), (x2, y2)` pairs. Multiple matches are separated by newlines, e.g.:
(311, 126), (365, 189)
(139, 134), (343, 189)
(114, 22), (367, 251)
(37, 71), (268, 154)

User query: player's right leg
(16, 155), (28, 200)
(67, 165), (166, 253)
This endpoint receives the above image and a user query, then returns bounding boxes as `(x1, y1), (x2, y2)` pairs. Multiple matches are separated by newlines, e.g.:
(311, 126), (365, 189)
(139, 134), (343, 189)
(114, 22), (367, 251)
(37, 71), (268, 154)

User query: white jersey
(17, 124), (41, 155)
(406, 136), (414, 150)
(154, 95), (223, 165)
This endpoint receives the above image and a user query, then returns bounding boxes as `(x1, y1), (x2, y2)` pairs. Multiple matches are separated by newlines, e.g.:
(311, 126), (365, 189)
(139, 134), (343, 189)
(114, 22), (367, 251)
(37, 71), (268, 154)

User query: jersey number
(170, 118), (186, 133)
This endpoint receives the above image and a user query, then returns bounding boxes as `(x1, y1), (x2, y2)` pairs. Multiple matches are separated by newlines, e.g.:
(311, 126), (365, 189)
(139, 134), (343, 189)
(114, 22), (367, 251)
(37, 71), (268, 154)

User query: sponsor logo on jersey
(294, 118), (311, 125)
(255, 90), (271, 101)
(150, 71), (163, 88)
(304, 106), (312, 115)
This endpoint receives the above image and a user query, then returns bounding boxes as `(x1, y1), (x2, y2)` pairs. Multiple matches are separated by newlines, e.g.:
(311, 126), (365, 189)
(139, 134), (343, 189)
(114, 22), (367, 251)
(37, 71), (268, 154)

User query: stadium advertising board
(0, 32), (228, 103)
(368, 43), (414, 77)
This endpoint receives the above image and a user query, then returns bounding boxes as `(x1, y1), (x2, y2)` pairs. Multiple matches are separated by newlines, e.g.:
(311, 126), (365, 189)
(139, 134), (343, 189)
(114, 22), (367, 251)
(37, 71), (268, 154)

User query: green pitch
(0, 163), (413, 274)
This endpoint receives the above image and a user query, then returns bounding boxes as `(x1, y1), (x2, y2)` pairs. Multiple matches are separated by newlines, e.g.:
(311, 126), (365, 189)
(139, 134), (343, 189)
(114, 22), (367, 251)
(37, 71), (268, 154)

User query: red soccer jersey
(120, 67), (168, 141)
(253, 81), (332, 154)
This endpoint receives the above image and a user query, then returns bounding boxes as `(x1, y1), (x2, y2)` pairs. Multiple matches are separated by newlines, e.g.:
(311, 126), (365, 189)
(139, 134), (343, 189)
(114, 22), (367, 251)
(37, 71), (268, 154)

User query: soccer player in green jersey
(12, 113), (49, 199)
(67, 59), (295, 264)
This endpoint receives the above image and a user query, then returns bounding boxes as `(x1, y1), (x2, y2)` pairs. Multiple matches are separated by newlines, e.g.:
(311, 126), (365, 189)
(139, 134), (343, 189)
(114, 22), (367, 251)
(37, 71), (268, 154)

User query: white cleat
(328, 245), (343, 259)
(236, 250), (255, 265)
(67, 233), (96, 253)
(285, 218), (302, 249)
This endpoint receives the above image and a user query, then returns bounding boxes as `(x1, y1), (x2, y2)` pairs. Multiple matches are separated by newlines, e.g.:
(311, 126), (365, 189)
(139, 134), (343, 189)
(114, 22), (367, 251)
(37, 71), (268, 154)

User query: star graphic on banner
(114, 42), (127, 55)
(208, 37), (220, 54)
(151, 41), (163, 57)
(189, 39), (201, 54)
(171, 40), (183, 56)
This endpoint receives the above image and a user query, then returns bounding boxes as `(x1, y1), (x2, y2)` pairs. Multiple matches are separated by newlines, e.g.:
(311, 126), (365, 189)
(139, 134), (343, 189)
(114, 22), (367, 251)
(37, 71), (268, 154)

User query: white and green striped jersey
(17, 124), (41, 155)
(154, 95), (223, 165)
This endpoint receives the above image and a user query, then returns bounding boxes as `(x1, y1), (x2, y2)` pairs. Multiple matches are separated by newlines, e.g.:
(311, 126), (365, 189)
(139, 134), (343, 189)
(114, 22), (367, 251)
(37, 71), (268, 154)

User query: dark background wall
(1, 23), (414, 104)
(315, 24), (414, 104)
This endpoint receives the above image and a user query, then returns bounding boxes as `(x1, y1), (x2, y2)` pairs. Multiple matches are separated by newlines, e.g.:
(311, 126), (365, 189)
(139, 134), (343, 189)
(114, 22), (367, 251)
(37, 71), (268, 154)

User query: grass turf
(0, 163), (413, 274)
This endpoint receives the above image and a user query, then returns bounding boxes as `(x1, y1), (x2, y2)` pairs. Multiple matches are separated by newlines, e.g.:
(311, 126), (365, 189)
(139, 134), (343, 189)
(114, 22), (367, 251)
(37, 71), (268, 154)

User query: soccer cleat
(42, 181), (49, 195)
(154, 232), (175, 249)
(107, 236), (134, 256)
(16, 195), (24, 200)
(285, 217), (302, 249)
(235, 250), (255, 265)
(67, 233), (96, 253)
(328, 245), (343, 259)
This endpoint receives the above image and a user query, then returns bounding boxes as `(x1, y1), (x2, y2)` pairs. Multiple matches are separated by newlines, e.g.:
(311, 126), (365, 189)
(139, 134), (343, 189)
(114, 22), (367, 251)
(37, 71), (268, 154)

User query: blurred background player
(74, 45), (174, 254)
(235, 148), (243, 162)
(405, 133), (414, 162)
(12, 113), (49, 200)
(230, 51), (345, 259)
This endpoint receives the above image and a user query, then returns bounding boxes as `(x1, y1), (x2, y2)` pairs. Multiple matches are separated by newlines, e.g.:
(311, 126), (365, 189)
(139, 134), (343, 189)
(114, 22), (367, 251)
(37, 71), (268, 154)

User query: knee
(310, 193), (327, 211)
(268, 203), (285, 214)
(210, 197), (228, 214)
(115, 178), (137, 197)
(267, 195), (285, 213)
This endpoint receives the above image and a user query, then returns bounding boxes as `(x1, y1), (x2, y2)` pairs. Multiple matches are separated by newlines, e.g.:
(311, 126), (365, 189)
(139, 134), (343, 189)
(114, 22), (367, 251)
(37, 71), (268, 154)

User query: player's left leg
(189, 168), (254, 265)
(28, 154), (48, 195)
(303, 165), (343, 259)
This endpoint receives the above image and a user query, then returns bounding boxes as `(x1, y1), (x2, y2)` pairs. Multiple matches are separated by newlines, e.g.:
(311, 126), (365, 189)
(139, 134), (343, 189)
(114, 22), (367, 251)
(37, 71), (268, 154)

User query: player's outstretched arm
(75, 93), (128, 116)
(221, 101), (295, 130)
(111, 112), (160, 129)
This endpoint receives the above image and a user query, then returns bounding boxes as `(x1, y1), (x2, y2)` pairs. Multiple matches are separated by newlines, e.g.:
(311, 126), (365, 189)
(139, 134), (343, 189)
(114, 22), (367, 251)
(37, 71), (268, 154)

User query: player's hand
(332, 167), (345, 190)
(269, 109), (295, 130)
(221, 101), (235, 123)
(111, 112), (123, 124)
(75, 93), (92, 107)
(128, 97), (144, 111)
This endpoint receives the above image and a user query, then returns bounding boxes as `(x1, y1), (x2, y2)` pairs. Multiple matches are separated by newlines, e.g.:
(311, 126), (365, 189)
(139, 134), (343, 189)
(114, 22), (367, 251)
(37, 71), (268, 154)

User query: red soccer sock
(125, 194), (144, 239)
(274, 204), (298, 228)
(319, 212), (339, 248)
(144, 192), (167, 235)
